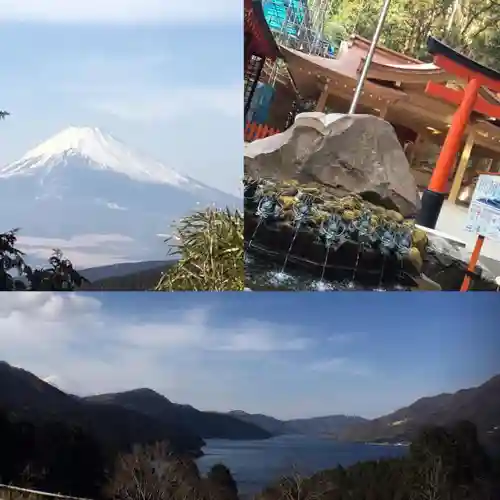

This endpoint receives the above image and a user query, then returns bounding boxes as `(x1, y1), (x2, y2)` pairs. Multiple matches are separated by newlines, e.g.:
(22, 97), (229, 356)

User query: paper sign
(465, 174), (500, 241)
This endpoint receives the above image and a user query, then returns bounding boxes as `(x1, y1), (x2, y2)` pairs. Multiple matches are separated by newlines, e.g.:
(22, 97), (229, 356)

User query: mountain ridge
(336, 374), (500, 444)
(84, 388), (272, 440)
(1, 126), (202, 189)
(0, 126), (239, 267)
(0, 361), (204, 455)
(2, 361), (499, 452)
(228, 375), (500, 444)
(227, 410), (368, 436)
(79, 260), (173, 282)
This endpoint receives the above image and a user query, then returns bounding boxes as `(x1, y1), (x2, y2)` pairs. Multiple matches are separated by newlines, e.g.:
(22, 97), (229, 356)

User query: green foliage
(206, 464), (238, 500)
(0, 409), (106, 498)
(259, 421), (500, 500)
(155, 208), (244, 291)
(322, 20), (348, 49)
(2, 208), (242, 292)
(107, 445), (238, 500)
(0, 229), (88, 291)
(1, 418), (500, 500)
(327, 0), (500, 68)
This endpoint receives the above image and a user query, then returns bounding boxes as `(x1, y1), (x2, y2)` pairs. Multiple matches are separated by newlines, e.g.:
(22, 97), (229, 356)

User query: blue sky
(0, 2), (241, 195)
(0, 292), (498, 419)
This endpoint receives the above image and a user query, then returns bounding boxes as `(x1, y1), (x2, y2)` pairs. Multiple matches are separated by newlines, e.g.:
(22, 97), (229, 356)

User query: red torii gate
(416, 36), (500, 229)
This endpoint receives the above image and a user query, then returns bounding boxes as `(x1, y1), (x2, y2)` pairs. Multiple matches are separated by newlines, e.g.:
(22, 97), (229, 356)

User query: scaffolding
(262, 0), (336, 58)
(261, 0), (336, 90)
(247, 0), (336, 125)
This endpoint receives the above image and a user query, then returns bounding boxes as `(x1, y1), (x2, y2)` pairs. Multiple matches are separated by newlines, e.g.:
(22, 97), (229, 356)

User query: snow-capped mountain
(0, 126), (239, 268)
(2, 126), (203, 188)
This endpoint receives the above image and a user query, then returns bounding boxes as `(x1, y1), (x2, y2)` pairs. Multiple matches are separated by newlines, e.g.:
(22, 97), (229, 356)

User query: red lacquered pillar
(416, 78), (481, 228)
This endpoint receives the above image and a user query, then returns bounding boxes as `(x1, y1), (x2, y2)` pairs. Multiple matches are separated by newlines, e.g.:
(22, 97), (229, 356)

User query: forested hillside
(325, 0), (500, 68)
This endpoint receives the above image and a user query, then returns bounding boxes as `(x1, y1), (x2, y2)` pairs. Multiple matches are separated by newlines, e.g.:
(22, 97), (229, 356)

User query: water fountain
(245, 193), (283, 259)
(395, 229), (412, 262)
(244, 175), (428, 291)
(375, 225), (397, 290)
(315, 213), (347, 290)
(280, 193), (314, 273)
(349, 211), (377, 284)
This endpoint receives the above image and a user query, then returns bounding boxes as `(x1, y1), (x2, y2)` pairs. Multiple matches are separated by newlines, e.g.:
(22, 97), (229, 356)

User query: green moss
(244, 175), (429, 271)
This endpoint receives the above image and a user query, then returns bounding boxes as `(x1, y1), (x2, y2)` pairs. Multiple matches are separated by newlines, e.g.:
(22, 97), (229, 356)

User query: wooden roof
(244, 0), (280, 61)
(280, 35), (500, 157)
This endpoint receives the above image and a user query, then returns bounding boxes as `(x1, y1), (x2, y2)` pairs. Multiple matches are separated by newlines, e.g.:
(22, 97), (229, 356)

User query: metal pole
(348, 0), (392, 115)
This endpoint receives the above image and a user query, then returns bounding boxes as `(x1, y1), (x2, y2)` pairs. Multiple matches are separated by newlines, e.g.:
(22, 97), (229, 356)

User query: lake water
(196, 435), (408, 496)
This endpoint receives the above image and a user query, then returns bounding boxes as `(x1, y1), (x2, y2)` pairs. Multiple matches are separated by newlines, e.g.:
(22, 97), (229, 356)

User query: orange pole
(460, 234), (485, 292)
(428, 78), (481, 192)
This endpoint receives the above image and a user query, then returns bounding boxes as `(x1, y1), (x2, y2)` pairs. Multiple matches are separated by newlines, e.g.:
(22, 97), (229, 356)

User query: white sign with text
(465, 174), (500, 241)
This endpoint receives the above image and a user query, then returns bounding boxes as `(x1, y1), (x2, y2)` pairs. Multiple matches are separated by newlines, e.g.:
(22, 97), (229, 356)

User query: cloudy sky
(1, 292), (499, 419)
(0, 1), (241, 195)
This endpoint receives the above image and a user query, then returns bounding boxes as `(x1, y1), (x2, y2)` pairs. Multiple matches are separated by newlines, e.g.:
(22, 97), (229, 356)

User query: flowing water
(245, 252), (410, 291)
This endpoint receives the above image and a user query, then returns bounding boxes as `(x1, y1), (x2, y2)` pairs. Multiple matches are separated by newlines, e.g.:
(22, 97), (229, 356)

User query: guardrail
(0, 484), (92, 500)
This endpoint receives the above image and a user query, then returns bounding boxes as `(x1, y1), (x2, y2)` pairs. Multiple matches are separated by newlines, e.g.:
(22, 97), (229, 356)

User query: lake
(196, 435), (408, 496)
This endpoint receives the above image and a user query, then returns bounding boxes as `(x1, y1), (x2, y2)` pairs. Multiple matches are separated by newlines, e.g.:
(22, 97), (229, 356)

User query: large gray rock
(245, 112), (421, 217)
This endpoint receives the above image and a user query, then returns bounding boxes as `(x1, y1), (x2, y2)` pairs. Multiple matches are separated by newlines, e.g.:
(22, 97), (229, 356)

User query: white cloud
(87, 84), (242, 122)
(106, 202), (127, 211)
(216, 328), (310, 352)
(327, 333), (357, 343)
(42, 374), (64, 389)
(17, 233), (135, 268)
(309, 358), (372, 377)
(0, 292), (101, 320)
(51, 57), (241, 122)
(0, 294), (101, 355)
(19, 233), (134, 248)
(50, 52), (242, 122)
(0, 294), (313, 400)
(0, 0), (240, 24)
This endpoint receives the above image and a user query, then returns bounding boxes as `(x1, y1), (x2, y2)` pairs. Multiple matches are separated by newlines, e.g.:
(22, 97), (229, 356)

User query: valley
(1, 360), (499, 452)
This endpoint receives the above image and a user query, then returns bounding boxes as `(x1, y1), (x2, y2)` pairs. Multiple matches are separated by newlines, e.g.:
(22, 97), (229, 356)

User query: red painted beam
(244, 3), (279, 61)
(434, 54), (500, 94)
(426, 81), (500, 119)
(428, 78), (481, 192)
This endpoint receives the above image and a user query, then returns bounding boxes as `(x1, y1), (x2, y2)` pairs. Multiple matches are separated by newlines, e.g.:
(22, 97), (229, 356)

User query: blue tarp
(261, 0), (336, 56)
(262, 0), (306, 37)
(247, 82), (275, 124)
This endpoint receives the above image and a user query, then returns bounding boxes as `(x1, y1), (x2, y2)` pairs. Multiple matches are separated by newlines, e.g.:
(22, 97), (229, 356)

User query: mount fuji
(0, 126), (240, 269)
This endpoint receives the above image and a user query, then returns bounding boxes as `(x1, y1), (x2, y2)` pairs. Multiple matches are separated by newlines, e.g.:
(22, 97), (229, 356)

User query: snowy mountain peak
(0, 126), (193, 186)
(21, 126), (113, 159)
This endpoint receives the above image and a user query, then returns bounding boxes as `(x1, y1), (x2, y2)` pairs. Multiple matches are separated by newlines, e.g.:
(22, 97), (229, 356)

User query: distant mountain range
(228, 411), (368, 436)
(336, 374), (500, 445)
(79, 260), (172, 282)
(85, 389), (271, 440)
(0, 361), (205, 456)
(79, 260), (174, 290)
(0, 126), (239, 268)
(228, 375), (500, 445)
(0, 362), (269, 457)
(1, 361), (498, 454)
